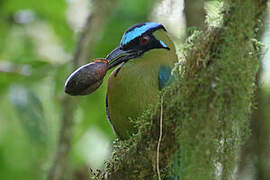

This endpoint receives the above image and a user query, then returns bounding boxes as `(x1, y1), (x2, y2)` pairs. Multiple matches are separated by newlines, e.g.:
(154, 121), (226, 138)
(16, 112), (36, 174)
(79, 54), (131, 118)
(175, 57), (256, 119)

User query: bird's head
(106, 22), (173, 69)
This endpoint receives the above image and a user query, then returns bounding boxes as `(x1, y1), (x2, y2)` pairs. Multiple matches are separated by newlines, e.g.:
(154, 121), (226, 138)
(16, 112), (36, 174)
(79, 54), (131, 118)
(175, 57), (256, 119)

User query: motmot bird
(106, 22), (178, 139)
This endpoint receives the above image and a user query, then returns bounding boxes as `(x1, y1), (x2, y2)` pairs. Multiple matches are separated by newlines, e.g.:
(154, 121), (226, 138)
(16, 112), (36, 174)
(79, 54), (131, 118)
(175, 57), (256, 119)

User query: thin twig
(156, 95), (163, 180)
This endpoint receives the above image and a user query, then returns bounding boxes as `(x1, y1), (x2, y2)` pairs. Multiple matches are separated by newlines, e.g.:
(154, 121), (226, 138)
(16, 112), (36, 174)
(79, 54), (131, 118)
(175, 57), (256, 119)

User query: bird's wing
(158, 66), (173, 90)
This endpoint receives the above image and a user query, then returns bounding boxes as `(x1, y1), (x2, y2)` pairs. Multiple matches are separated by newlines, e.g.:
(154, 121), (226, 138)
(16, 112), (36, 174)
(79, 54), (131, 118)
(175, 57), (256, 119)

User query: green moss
(171, 1), (264, 179)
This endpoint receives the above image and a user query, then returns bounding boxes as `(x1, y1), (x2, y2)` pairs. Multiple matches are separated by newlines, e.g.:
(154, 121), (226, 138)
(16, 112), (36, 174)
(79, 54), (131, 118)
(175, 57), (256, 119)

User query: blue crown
(120, 22), (165, 46)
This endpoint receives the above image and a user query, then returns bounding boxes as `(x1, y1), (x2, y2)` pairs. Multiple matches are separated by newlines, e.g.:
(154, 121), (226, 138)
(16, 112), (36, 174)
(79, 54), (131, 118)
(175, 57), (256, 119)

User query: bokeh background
(0, 0), (269, 179)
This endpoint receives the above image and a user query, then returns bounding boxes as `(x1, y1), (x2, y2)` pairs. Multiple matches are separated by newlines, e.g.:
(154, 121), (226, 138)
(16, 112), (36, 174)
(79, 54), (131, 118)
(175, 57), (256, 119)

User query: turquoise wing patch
(159, 66), (173, 90)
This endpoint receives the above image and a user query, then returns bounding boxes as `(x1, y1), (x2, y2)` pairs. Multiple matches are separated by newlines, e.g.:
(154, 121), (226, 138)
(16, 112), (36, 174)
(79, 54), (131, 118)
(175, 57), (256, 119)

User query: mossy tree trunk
(238, 71), (270, 180)
(94, 0), (268, 180)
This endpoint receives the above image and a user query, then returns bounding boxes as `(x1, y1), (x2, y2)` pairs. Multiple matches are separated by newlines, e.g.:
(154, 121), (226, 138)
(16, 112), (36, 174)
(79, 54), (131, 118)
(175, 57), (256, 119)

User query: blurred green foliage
(0, 0), (74, 178)
(0, 0), (157, 179)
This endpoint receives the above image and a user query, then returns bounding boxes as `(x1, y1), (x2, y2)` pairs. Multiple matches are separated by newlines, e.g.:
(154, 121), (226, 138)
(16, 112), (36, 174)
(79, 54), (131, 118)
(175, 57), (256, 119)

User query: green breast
(107, 60), (158, 138)
(107, 47), (177, 139)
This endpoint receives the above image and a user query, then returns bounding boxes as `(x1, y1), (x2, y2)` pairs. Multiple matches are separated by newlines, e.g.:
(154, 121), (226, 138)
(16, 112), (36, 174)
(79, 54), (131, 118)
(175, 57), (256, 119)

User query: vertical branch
(238, 75), (270, 180)
(47, 96), (75, 180)
(237, 1), (268, 179)
(74, 0), (119, 67)
(47, 1), (118, 180)
(184, 0), (206, 32)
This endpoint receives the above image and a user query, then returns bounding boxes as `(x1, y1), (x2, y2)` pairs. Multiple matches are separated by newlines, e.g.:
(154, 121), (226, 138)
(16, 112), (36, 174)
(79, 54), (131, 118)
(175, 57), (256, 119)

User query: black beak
(106, 46), (138, 70)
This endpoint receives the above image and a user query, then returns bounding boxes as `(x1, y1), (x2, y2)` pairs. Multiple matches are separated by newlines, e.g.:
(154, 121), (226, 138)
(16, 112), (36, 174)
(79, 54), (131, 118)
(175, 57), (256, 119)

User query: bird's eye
(139, 35), (150, 46)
